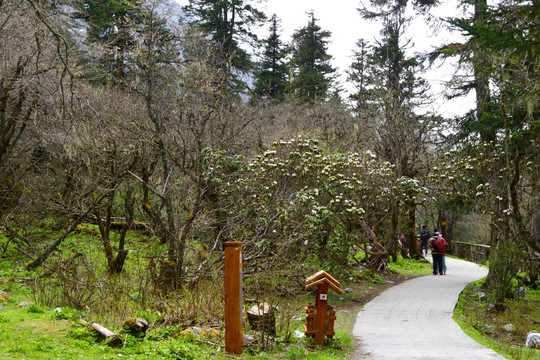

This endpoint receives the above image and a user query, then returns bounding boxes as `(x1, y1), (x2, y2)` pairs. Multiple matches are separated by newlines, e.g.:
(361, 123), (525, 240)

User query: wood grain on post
(314, 282), (329, 346)
(224, 241), (243, 355)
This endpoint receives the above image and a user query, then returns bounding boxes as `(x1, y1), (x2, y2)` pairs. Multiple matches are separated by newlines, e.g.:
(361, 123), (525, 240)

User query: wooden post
(304, 271), (342, 346)
(314, 283), (329, 346)
(224, 241), (243, 355)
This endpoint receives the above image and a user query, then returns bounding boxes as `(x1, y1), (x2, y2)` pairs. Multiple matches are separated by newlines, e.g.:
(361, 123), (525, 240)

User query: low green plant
(287, 347), (307, 359)
(32, 335), (56, 351)
(149, 338), (201, 360)
(51, 306), (82, 321)
(359, 268), (384, 284)
(146, 325), (184, 341)
(27, 303), (45, 313)
(67, 327), (100, 344)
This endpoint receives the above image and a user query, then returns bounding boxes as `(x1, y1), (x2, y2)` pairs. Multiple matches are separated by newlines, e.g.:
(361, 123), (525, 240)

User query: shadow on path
(352, 257), (506, 359)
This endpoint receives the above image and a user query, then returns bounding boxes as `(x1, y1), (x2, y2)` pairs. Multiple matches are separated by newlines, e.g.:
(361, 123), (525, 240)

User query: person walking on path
(436, 231), (448, 275)
(353, 257), (506, 359)
(419, 225), (430, 256)
(429, 231), (445, 275)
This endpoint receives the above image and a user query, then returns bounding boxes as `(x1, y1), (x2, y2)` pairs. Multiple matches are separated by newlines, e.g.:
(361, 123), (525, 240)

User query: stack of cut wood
(89, 317), (149, 346)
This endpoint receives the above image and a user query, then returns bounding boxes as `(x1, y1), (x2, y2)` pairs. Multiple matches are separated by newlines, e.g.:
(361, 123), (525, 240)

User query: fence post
(224, 241), (243, 355)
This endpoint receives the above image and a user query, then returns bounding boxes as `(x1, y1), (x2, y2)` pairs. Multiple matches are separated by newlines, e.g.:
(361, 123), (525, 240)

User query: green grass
(0, 297), (220, 359)
(454, 278), (540, 360)
(0, 226), (438, 360)
(388, 256), (432, 277)
(0, 266), (388, 359)
(0, 292), (353, 360)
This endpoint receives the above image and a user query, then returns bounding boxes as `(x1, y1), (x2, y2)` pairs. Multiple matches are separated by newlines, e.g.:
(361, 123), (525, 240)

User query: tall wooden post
(314, 283), (329, 346)
(224, 241), (243, 355)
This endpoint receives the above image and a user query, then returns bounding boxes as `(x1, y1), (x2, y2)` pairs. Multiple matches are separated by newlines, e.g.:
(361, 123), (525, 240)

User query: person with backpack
(419, 225), (430, 256)
(436, 231), (448, 275)
(429, 230), (446, 275)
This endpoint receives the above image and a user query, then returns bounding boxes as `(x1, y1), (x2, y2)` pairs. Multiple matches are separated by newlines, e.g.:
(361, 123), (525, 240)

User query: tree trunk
(110, 187), (134, 274)
(26, 207), (94, 270)
(405, 196), (421, 259)
(387, 202), (399, 262)
(361, 220), (389, 271)
(89, 323), (122, 346)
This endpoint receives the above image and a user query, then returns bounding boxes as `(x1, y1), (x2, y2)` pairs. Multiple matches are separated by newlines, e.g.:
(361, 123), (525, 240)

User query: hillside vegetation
(0, 0), (538, 358)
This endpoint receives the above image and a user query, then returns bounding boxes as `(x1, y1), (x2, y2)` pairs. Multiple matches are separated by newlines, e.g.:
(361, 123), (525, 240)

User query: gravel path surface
(352, 256), (507, 359)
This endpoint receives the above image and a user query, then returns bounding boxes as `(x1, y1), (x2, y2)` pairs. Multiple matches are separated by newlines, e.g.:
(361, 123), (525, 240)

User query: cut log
(246, 302), (276, 336)
(122, 318), (149, 335)
(89, 323), (123, 347)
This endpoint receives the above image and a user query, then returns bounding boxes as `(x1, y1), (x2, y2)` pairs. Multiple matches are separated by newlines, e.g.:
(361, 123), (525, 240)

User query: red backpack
(433, 237), (445, 253)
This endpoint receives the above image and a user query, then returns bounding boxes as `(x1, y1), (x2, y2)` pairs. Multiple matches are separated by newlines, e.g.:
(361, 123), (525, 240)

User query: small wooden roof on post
(305, 270), (343, 294)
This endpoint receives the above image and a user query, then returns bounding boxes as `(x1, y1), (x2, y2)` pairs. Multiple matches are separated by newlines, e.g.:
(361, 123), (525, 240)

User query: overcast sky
(173, 0), (475, 117)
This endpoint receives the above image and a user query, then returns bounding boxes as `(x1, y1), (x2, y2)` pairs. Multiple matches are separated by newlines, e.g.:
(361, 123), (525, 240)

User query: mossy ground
(454, 278), (540, 360)
(5, 238), (538, 360)
(0, 250), (431, 360)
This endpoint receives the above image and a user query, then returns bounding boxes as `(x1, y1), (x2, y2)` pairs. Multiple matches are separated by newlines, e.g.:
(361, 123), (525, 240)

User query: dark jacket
(420, 229), (430, 243)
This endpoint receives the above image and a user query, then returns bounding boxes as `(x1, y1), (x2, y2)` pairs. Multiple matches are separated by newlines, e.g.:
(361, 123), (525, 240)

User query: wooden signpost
(304, 270), (342, 346)
(224, 241), (243, 355)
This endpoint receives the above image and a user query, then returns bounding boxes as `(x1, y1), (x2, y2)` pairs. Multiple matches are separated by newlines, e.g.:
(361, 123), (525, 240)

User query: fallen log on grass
(89, 323), (123, 347)
(122, 317), (149, 336)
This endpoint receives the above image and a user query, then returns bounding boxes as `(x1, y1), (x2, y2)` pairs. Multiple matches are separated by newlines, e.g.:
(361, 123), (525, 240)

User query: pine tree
(347, 39), (376, 119)
(350, 10), (433, 261)
(288, 12), (336, 102)
(78, 0), (143, 83)
(252, 14), (289, 100)
(442, 0), (539, 301)
(182, 0), (266, 76)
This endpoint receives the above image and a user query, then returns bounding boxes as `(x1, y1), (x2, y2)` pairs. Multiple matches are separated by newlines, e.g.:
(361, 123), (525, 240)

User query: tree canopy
(287, 11), (336, 102)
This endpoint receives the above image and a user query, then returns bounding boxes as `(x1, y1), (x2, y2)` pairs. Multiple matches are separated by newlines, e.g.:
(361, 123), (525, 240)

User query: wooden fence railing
(449, 241), (491, 265)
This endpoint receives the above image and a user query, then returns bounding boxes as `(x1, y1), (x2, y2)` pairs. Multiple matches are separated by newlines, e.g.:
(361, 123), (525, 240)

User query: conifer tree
(347, 39), (376, 119)
(252, 14), (289, 100)
(288, 11), (336, 102)
(78, 0), (143, 83)
(440, 0), (539, 301)
(349, 10), (433, 260)
(182, 0), (266, 77)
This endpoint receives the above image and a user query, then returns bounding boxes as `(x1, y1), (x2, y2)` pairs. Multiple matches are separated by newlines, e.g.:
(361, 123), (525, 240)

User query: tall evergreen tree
(288, 12), (336, 102)
(350, 10), (433, 260)
(252, 14), (289, 100)
(182, 0), (266, 77)
(347, 39), (376, 120)
(78, 0), (143, 83)
(440, 0), (539, 303)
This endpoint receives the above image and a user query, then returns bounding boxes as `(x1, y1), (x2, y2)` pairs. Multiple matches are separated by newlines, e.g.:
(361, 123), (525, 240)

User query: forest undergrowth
(0, 228), (429, 360)
(455, 278), (540, 360)
(2, 228), (539, 359)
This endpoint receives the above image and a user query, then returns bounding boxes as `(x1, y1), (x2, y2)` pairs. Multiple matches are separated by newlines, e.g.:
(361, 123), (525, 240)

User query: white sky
(173, 0), (476, 117)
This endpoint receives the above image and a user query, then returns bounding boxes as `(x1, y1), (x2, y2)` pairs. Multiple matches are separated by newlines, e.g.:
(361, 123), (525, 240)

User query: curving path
(352, 256), (507, 359)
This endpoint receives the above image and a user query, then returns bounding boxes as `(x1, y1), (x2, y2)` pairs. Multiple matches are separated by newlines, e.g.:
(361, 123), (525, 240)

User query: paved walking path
(352, 256), (507, 359)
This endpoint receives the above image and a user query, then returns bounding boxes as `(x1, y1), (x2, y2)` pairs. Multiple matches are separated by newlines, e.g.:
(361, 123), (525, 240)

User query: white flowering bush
(430, 142), (489, 207)
(429, 140), (516, 219)
(200, 139), (409, 274)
